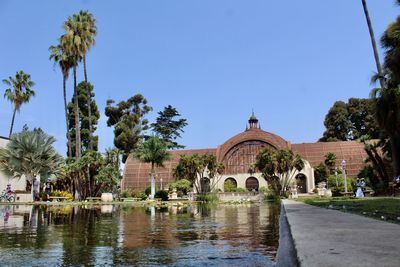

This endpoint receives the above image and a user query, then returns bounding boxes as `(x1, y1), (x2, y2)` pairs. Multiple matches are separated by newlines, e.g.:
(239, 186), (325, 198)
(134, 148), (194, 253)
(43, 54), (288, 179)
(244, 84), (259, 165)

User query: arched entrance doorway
(224, 177), (238, 192)
(245, 177), (259, 191)
(295, 174), (307, 193)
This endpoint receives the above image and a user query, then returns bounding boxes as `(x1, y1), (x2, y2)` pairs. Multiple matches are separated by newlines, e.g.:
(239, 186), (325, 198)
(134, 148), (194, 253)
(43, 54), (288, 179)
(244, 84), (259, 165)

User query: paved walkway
(282, 199), (400, 267)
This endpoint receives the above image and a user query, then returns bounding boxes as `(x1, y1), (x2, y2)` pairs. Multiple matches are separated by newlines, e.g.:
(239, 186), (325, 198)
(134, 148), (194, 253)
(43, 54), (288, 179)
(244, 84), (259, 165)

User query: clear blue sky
(0, 0), (398, 155)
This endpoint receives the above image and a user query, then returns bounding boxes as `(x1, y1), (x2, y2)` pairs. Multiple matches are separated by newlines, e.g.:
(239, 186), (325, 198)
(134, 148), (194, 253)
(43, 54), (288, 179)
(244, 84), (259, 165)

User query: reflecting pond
(0, 203), (279, 266)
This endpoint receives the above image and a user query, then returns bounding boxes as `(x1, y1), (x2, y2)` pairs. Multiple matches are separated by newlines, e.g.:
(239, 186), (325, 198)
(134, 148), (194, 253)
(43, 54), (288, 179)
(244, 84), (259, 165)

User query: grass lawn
(298, 197), (400, 224)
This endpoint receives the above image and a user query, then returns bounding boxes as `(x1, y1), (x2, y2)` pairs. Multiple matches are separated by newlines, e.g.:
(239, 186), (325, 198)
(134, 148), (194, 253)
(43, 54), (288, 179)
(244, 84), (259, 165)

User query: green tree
(314, 162), (328, 185)
(2, 71), (36, 137)
(0, 128), (63, 198)
(347, 98), (379, 139)
(324, 152), (337, 174)
(255, 148), (304, 196)
(49, 44), (74, 157)
(320, 98), (379, 141)
(151, 105), (188, 149)
(63, 151), (121, 199)
(134, 136), (171, 198)
(105, 94), (152, 163)
(173, 154), (224, 194)
(320, 101), (351, 141)
(67, 82), (99, 157)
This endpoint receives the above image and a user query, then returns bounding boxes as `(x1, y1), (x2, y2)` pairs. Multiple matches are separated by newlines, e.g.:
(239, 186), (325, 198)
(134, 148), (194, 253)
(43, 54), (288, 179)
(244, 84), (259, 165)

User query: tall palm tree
(60, 16), (84, 158)
(361, 0), (385, 89)
(134, 136), (171, 199)
(2, 71), (36, 137)
(76, 10), (97, 151)
(49, 44), (74, 157)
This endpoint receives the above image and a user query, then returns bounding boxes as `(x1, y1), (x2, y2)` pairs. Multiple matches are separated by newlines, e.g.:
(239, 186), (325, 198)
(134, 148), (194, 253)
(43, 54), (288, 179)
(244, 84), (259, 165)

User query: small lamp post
(341, 160), (347, 193)
(334, 167), (339, 188)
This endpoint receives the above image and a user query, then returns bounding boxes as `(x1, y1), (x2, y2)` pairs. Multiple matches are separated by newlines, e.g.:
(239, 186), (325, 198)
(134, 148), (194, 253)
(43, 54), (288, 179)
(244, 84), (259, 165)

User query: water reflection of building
(0, 137), (27, 195)
(209, 204), (279, 258)
(0, 205), (35, 228)
(121, 206), (179, 250)
(123, 114), (368, 193)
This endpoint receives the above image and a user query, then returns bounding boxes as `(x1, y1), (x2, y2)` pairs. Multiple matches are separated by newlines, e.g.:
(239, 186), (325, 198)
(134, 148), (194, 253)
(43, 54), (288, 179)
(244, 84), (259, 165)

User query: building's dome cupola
(247, 112), (260, 130)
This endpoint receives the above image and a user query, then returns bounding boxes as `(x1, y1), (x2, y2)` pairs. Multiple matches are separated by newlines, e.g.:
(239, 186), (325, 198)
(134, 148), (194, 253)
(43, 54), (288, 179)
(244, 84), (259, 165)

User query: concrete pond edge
(275, 202), (299, 267)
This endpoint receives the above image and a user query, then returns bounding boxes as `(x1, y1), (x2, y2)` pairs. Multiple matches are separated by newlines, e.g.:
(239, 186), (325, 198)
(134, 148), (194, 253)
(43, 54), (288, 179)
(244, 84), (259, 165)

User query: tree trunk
(87, 166), (92, 197)
(83, 55), (94, 151)
(63, 75), (73, 157)
(9, 107), (17, 138)
(73, 65), (81, 158)
(361, 0), (385, 89)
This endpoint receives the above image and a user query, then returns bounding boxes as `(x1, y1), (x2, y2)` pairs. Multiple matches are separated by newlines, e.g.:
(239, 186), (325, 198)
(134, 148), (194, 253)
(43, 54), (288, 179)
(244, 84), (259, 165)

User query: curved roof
(216, 128), (290, 161)
(292, 141), (370, 177)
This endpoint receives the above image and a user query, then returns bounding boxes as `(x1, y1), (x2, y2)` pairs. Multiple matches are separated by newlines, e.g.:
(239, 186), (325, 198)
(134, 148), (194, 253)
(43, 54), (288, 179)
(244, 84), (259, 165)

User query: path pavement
(282, 199), (400, 267)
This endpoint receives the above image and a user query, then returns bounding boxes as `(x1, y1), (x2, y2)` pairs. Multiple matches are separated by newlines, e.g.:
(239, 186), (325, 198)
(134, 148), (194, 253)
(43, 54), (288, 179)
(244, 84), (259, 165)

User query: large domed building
(122, 114), (368, 193)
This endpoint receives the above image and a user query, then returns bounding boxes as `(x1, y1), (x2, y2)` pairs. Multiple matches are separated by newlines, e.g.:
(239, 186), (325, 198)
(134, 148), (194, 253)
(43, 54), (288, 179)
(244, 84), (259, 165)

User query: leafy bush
(144, 186), (151, 196)
(196, 193), (218, 202)
(259, 186), (269, 193)
(235, 187), (247, 192)
(328, 174), (355, 194)
(224, 180), (237, 192)
(169, 179), (192, 195)
(51, 190), (73, 200)
(135, 192), (148, 200)
(223, 180), (248, 193)
(264, 193), (281, 203)
(154, 190), (169, 201)
(121, 190), (132, 198)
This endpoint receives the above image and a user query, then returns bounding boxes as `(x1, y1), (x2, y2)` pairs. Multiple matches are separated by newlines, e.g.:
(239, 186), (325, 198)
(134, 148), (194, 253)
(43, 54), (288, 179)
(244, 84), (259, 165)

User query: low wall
(217, 192), (263, 202)
(15, 193), (32, 203)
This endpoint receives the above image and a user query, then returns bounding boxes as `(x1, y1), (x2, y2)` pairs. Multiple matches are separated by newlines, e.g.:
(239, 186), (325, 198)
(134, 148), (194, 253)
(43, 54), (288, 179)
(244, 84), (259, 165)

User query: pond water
(0, 203), (280, 266)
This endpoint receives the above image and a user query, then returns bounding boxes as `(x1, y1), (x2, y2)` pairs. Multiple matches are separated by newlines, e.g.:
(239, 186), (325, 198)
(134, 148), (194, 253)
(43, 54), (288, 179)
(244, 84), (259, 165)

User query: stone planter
(325, 189), (332, 197)
(101, 193), (113, 202)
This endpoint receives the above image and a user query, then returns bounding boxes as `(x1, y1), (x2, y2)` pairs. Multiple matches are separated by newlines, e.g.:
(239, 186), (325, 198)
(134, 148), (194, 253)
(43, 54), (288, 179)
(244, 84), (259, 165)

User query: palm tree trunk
(9, 107), (17, 138)
(361, 0), (385, 89)
(63, 76), (73, 157)
(83, 55), (94, 151)
(73, 65), (81, 158)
